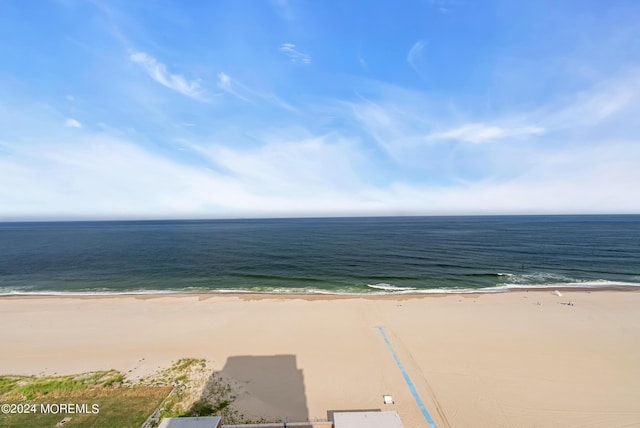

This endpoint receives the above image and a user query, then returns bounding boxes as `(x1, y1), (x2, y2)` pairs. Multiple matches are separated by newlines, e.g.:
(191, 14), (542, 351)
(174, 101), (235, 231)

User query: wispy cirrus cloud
(129, 50), (205, 101)
(426, 123), (545, 143)
(407, 40), (428, 74)
(217, 72), (254, 103)
(539, 68), (640, 131)
(217, 72), (298, 111)
(279, 43), (311, 64)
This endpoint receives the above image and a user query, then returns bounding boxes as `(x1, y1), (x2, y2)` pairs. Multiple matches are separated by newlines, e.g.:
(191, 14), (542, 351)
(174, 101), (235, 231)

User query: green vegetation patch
(170, 358), (204, 373)
(1, 358), (270, 427)
(1, 370), (125, 401)
(0, 377), (22, 396)
(0, 372), (170, 428)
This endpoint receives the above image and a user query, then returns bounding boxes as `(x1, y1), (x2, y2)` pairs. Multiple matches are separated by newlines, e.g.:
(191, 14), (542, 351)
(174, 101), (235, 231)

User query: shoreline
(1, 283), (639, 301)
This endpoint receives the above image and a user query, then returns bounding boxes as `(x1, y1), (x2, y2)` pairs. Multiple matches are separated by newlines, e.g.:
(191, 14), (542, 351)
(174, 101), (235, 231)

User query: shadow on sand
(191, 355), (308, 424)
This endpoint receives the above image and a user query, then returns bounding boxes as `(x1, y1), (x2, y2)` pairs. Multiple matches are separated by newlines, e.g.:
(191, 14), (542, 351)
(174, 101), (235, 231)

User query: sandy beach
(1, 290), (639, 427)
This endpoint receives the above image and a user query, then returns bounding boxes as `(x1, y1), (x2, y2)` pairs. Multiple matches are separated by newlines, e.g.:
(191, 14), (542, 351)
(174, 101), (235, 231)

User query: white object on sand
(383, 394), (394, 404)
(555, 290), (563, 297)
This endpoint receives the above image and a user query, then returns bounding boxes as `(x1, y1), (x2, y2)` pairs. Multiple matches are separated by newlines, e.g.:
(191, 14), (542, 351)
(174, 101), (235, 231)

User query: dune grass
(0, 371), (170, 428)
(0, 358), (264, 427)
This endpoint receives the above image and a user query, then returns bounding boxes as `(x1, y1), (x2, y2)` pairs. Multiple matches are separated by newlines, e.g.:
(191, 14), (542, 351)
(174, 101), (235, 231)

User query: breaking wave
(366, 283), (417, 291)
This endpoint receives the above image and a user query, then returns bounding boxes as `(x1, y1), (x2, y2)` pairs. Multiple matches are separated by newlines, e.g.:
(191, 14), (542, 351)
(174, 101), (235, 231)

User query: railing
(140, 386), (178, 428)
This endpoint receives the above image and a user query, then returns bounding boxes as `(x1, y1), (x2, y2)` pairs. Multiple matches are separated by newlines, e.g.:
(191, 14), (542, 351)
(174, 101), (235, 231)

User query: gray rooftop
(158, 416), (222, 428)
(333, 411), (404, 428)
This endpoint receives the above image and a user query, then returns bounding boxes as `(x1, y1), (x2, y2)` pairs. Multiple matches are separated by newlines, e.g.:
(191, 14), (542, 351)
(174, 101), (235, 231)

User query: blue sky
(1, 0), (639, 219)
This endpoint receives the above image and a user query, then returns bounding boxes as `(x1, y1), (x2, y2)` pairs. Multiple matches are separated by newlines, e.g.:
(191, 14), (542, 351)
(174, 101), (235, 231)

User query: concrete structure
(158, 416), (222, 428)
(332, 411), (404, 428)
(158, 412), (403, 428)
(222, 424), (332, 428)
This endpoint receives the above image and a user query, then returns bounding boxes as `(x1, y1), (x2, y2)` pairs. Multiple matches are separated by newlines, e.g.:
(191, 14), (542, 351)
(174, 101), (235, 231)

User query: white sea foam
(366, 283), (417, 291)
(0, 289), (182, 297)
(502, 272), (576, 284)
(481, 280), (640, 292)
(1, 279), (638, 297)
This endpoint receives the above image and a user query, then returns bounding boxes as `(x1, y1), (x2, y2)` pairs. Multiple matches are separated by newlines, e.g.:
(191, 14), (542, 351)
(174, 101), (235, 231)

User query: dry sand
(1, 290), (639, 427)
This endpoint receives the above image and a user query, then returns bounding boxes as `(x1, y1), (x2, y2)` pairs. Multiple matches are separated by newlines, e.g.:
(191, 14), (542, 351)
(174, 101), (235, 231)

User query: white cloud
(2, 62), (639, 220)
(0, 130), (374, 219)
(216, 72), (296, 111)
(347, 93), (441, 162)
(1, 120), (639, 220)
(217, 72), (253, 103)
(426, 123), (545, 143)
(65, 118), (82, 128)
(540, 69), (640, 131)
(279, 43), (312, 64)
(403, 141), (640, 214)
(198, 135), (363, 195)
(129, 50), (205, 101)
(349, 101), (412, 157)
(407, 40), (427, 74)
(0, 135), (239, 219)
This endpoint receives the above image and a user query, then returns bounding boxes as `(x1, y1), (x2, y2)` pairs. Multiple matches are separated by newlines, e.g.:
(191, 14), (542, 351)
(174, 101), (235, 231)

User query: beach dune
(1, 290), (639, 427)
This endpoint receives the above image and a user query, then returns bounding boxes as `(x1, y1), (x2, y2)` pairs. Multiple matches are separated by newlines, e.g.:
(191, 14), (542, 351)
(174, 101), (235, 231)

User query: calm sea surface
(1, 216), (639, 295)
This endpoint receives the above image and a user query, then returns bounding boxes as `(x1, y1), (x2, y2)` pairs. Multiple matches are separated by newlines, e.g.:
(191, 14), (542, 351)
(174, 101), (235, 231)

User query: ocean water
(0, 216), (639, 295)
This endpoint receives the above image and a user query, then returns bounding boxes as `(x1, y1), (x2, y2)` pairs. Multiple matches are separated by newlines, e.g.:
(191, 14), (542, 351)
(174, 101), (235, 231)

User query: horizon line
(1, 213), (639, 223)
